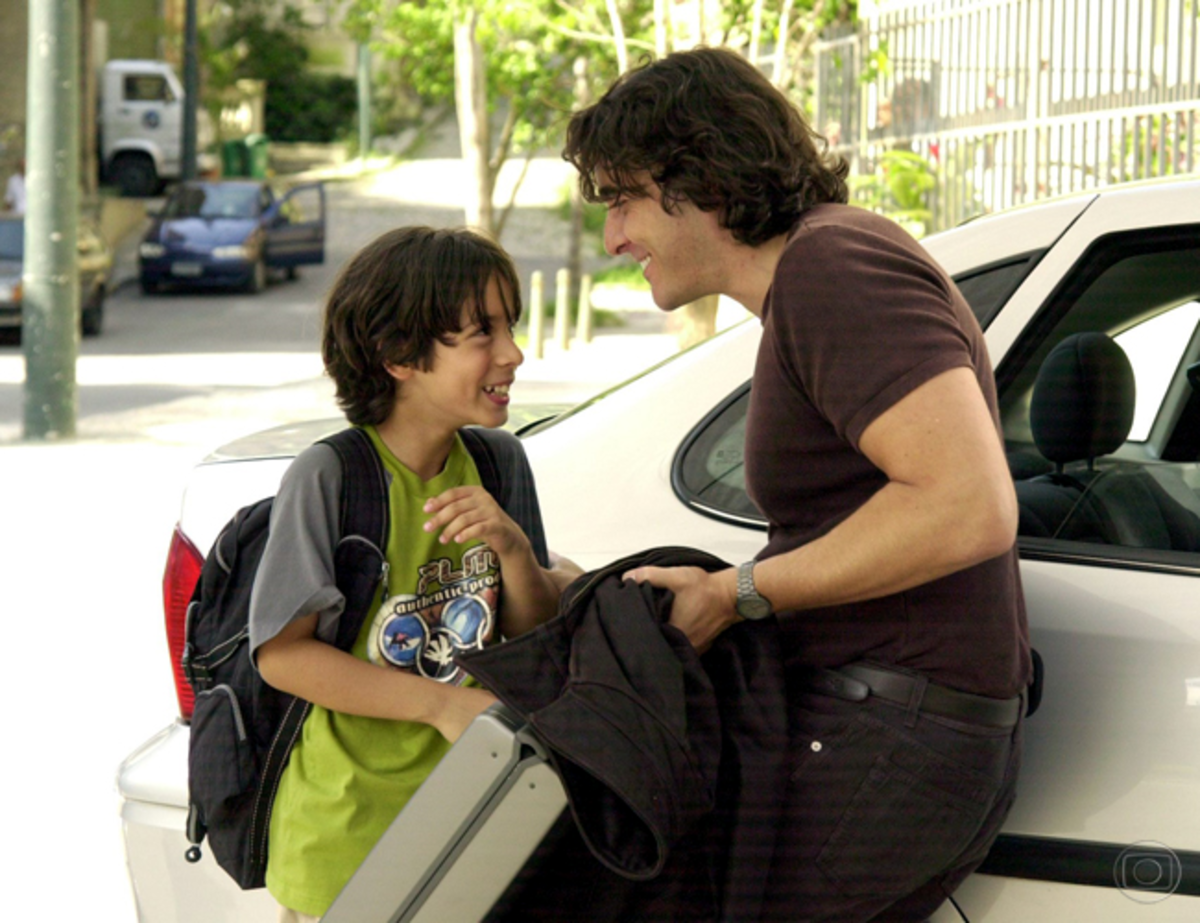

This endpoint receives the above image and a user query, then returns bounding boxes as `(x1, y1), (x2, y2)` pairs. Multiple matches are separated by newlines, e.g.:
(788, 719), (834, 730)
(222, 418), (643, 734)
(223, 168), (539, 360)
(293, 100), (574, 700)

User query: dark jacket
(460, 547), (789, 922)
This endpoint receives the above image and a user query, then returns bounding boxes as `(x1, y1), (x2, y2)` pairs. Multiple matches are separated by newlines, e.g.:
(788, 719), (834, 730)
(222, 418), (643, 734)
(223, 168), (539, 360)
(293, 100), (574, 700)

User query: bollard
(528, 270), (545, 360)
(576, 273), (593, 344)
(554, 268), (571, 351)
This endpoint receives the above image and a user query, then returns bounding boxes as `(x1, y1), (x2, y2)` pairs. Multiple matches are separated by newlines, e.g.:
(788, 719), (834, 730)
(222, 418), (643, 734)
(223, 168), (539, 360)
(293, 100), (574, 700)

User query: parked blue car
(138, 180), (325, 294)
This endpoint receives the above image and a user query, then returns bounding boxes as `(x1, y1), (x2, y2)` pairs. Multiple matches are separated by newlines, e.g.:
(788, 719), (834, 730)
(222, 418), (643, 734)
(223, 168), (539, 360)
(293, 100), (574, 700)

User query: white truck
(99, 59), (215, 197)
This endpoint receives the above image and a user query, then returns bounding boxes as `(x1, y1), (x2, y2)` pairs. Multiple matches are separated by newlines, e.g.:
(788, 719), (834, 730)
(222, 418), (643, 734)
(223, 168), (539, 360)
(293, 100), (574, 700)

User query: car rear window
(672, 383), (766, 529)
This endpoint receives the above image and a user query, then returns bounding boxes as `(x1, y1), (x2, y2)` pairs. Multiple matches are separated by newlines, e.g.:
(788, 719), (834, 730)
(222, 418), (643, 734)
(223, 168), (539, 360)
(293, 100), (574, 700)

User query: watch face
(737, 596), (772, 620)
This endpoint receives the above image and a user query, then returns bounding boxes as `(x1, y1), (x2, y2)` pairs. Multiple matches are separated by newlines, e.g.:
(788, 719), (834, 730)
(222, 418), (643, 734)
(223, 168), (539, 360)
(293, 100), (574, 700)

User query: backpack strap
(322, 428), (390, 549)
(320, 428), (391, 651)
(460, 426), (550, 568)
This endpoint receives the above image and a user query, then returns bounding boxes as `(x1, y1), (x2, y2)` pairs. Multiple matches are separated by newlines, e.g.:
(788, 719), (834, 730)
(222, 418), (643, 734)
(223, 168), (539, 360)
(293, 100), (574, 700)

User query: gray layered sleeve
(248, 442), (348, 661)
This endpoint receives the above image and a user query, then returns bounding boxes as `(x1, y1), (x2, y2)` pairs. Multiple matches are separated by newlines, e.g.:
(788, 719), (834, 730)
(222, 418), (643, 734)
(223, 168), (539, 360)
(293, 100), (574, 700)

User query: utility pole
(182, 0), (199, 179)
(23, 0), (81, 440)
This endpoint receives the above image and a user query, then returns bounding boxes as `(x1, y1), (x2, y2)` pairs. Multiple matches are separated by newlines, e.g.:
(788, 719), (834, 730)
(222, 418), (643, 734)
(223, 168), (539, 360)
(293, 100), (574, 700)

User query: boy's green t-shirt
(266, 429), (500, 916)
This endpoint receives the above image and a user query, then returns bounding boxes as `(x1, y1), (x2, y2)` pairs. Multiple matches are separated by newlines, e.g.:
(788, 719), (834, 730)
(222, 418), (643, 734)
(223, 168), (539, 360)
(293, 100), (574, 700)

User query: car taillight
(163, 525), (204, 720)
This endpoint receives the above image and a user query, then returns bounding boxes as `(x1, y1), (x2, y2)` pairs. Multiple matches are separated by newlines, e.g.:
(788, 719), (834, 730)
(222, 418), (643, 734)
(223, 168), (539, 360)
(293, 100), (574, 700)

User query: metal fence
(814, 0), (1200, 233)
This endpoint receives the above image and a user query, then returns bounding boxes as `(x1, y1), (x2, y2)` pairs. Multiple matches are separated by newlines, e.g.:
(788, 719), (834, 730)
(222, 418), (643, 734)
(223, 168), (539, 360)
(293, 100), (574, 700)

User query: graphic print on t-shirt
(366, 543), (499, 684)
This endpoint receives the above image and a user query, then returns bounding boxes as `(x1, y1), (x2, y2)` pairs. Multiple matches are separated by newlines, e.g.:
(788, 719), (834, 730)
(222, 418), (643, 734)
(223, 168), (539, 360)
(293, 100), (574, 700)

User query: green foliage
(346, 0), (639, 160)
(1116, 114), (1199, 179)
(523, 297), (625, 328)
(849, 149), (935, 235)
(859, 39), (890, 86)
(200, 1), (356, 142)
(202, 2), (310, 95)
(556, 188), (607, 235)
(268, 74), (358, 143)
(592, 261), (649, 288)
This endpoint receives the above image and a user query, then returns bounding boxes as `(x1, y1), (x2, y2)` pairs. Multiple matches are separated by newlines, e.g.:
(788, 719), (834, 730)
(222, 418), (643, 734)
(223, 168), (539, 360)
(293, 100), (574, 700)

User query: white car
(118, 178), (1200, 921)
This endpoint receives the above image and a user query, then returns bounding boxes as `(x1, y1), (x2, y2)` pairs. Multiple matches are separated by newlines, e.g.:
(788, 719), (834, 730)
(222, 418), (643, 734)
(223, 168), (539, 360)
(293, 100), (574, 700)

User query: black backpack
(182, 426), (512, 889)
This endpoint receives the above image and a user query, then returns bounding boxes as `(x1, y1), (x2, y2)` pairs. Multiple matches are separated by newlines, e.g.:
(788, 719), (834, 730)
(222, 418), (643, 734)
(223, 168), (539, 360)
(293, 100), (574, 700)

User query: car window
(672, 384), (766, 528)
(282, 186), (321, 224)
(1115, 300), (1200, 442)
(164, 185), (260, 220)
(952, 251), (1044, 329)
(123, 74), (172, 103)
(0, 221), (22, 260)
(1002, 227), (1200, 567)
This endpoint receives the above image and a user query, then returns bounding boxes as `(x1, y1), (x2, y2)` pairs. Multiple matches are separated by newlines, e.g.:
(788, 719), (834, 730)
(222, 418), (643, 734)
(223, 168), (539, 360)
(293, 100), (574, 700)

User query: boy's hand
(423, 486), (530, 558)
(433, 685), (499, 743)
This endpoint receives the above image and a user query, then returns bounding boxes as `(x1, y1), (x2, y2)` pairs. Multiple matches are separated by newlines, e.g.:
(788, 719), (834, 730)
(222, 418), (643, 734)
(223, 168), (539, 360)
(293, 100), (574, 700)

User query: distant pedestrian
(3, 158), (25, 216)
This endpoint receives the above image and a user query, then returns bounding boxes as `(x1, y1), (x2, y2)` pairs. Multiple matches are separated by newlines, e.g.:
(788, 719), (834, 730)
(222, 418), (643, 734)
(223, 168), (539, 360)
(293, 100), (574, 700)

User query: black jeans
(760, 676), (1024, 922)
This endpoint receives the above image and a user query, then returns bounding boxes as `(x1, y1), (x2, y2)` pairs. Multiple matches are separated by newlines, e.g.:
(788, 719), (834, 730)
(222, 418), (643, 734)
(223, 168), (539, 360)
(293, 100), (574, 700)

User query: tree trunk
(605, 0), (628, 73)
(773, 0), (795, 88)
(454, 9), (494, 236)
(748, 0), (765, 64)
(567, 57), (589, 314)
(654, 0), (668, 57)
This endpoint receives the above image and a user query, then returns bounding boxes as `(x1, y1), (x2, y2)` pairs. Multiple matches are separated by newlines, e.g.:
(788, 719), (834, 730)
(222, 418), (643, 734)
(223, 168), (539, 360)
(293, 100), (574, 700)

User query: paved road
(0, 172), (662, 448)
(0, 168), (682, 920)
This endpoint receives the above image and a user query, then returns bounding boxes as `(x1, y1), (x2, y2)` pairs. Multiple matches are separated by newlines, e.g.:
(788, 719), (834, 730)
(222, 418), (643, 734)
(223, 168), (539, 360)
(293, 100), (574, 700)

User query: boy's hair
(322, 226), (522, 426)
(563, 47), (849, 246)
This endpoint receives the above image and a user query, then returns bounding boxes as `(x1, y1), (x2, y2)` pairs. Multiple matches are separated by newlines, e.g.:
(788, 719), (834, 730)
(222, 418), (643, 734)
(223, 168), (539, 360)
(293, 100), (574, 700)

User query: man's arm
(625, 367), (1019, 650)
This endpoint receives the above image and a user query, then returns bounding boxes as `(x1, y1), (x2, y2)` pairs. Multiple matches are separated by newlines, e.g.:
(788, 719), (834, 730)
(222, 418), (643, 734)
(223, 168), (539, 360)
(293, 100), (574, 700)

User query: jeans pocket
(815, 751), (991, 898)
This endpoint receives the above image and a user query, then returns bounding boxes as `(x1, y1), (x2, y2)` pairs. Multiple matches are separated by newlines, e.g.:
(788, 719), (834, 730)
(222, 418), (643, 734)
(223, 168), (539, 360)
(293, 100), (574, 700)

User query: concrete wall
(0, 0), (29, 176)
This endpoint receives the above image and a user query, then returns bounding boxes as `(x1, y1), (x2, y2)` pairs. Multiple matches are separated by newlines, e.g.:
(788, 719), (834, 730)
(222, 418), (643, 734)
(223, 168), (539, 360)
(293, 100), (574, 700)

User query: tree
(202, 1), (358, 144)
(347, 0), (606, 239)
(343, 0), (853, 338)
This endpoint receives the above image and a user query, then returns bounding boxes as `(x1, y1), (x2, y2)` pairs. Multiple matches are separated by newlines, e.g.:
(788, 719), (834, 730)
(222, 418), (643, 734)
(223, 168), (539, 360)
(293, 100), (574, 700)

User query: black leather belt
(799, 662), (1022, 729)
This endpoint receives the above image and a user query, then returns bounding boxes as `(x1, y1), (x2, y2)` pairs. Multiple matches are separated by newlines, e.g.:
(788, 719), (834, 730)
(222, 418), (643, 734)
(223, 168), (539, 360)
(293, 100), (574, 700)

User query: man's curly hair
(563, 47), (848, 246)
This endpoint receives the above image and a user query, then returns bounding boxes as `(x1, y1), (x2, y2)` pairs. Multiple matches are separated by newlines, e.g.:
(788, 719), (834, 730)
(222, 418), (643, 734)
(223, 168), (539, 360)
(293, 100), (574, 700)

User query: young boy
(248, 226), (569, 922)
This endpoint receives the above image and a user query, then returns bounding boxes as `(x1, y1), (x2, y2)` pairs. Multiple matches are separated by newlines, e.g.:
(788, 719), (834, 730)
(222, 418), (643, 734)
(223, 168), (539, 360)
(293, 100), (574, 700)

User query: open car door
(263, 182), (325, 269)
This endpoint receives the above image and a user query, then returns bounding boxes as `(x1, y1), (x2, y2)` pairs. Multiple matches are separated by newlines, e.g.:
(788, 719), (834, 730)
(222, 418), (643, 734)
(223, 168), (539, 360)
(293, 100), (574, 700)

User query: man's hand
(621, 565), (740, 652)
(424, 486), (529, 558)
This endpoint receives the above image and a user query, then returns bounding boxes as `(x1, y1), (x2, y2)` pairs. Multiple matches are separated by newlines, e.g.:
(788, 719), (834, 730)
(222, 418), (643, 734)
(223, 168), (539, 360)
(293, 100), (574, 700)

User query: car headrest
(1029, 332), (1136, 466)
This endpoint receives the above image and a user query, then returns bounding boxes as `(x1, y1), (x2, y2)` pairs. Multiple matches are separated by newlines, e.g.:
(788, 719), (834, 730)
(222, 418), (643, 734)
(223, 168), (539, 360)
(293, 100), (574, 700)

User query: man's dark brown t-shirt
(744, 204), (1031, 699)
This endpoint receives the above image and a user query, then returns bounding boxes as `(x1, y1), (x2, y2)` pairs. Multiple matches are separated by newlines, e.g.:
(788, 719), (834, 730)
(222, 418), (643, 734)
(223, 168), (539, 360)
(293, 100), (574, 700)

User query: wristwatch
(735, 561), (773, 620)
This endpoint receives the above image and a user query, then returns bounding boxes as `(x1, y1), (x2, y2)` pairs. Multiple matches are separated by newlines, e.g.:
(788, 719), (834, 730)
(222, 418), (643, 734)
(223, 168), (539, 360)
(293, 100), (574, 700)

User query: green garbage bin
(221, 138), (248, 177)
(244, 134), (270, 179)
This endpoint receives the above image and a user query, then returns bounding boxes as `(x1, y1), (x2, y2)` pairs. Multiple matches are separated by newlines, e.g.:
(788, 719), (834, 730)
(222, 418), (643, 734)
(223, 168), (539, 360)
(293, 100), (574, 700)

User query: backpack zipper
(204, 684), (248, 742)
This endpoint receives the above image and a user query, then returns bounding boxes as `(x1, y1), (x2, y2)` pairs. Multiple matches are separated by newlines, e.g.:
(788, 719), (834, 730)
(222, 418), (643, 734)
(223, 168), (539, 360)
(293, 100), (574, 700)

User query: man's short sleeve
(770, 220), (974, 448)
(248, 443), (346, 661)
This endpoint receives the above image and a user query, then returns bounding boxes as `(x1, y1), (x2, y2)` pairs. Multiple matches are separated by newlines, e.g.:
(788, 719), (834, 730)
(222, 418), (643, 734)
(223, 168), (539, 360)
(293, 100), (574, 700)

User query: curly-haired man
(565, 47), (1031, 921)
